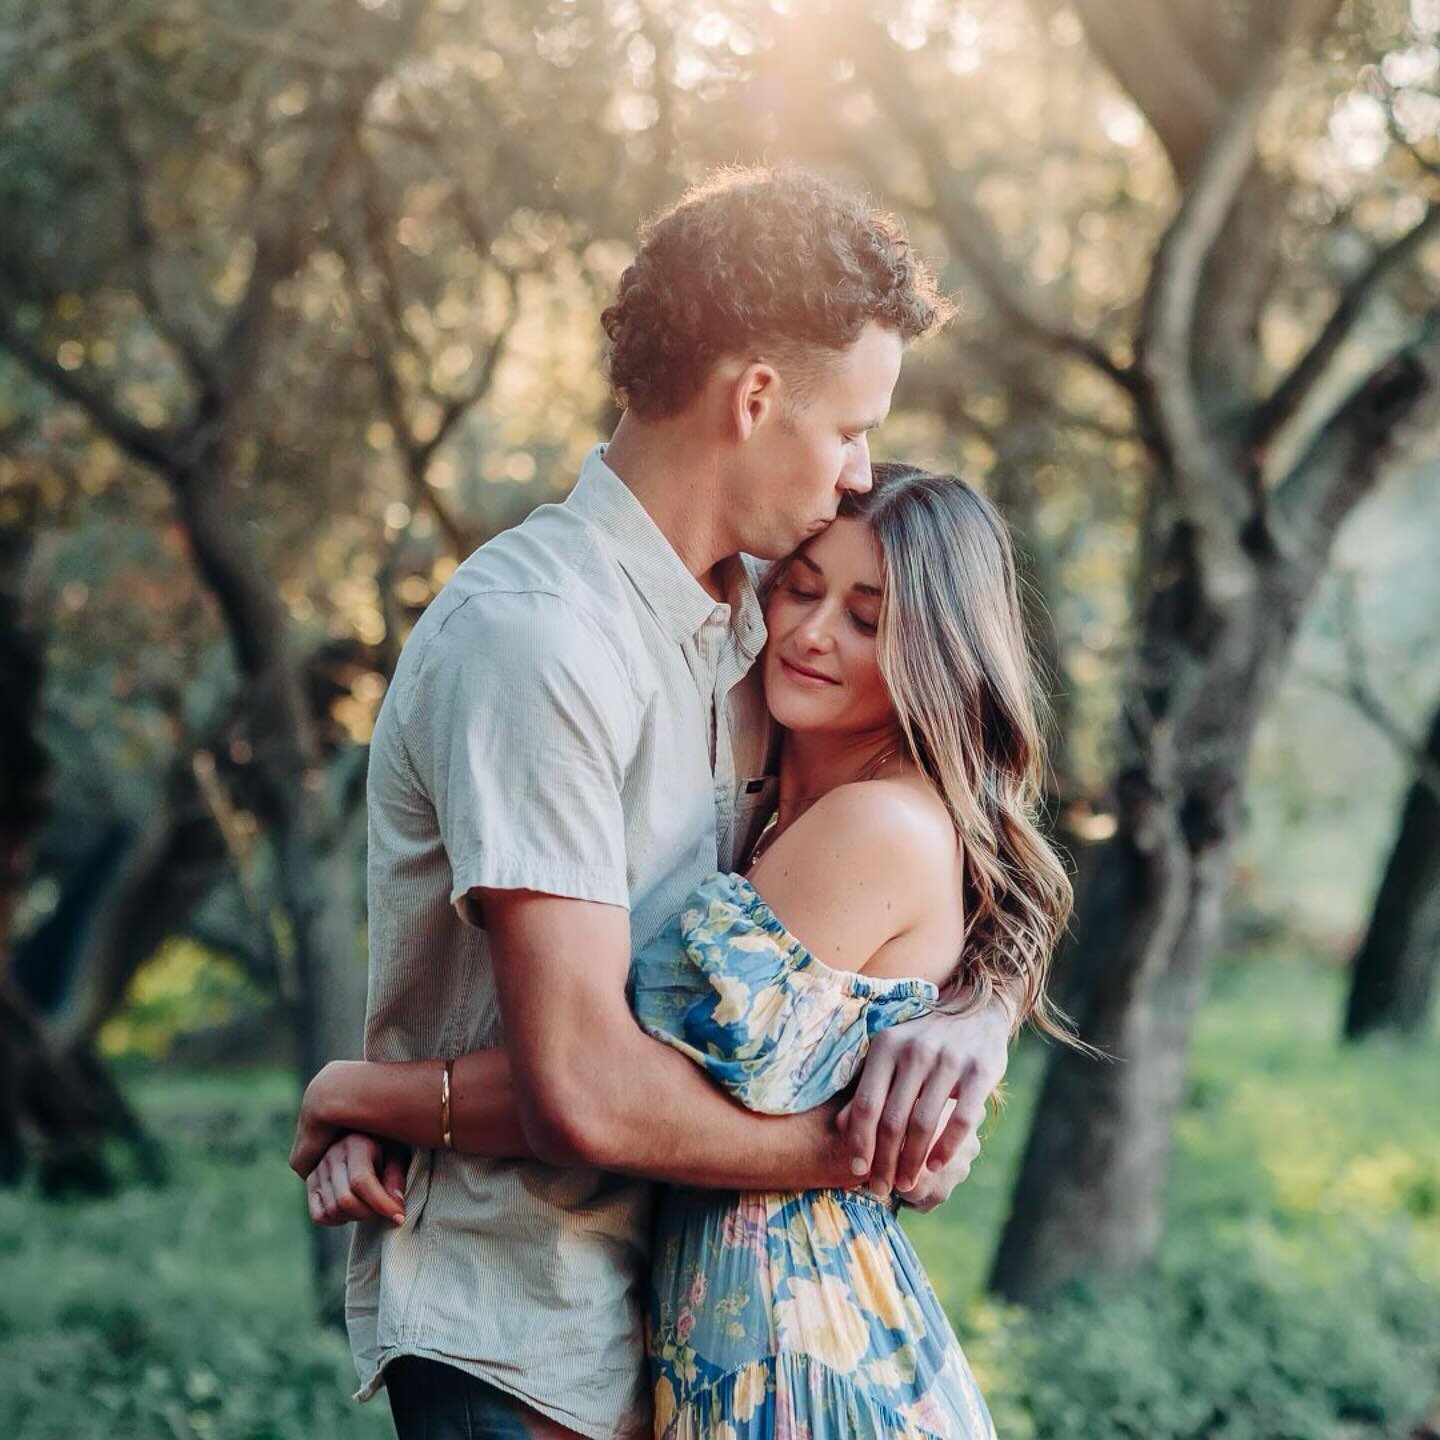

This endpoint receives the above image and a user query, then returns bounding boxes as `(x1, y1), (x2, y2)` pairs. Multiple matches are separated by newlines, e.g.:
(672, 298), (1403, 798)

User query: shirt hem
(354, 1344), (631, 1440)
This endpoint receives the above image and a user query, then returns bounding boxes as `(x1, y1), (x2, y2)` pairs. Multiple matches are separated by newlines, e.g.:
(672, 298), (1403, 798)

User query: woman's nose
(796, 611), (836, 651)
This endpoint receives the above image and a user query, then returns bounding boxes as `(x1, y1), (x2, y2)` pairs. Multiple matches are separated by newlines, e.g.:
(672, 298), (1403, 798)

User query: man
(302, 166), (1010, 1439)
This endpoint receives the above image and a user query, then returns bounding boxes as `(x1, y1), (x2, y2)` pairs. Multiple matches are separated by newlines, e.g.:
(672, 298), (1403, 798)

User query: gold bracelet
(440, 1057), (454, 1150)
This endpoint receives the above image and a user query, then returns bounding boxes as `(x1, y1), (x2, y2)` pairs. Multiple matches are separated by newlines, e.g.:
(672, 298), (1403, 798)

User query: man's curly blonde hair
(602, 165), (953, 418)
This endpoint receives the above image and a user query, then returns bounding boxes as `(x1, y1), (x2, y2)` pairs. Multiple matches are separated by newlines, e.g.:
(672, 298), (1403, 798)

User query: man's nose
(839, 437), (873, 494)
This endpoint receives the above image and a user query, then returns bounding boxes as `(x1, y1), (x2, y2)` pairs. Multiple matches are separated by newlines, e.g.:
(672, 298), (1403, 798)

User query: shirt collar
(567, 443), (767, 652)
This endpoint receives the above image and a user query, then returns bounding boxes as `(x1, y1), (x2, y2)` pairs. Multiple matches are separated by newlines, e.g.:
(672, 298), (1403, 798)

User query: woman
(298, 461), (1087, 1436)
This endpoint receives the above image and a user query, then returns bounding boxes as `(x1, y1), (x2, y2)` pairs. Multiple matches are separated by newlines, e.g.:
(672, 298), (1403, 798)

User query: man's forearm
(311, 1039), (854, 1191)
(524, 1012), (857, 1191)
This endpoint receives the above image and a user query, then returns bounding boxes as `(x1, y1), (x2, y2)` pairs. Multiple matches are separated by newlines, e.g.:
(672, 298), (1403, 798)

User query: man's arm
(482, 891), (857, 1190)
(292, 899), (857, 1195)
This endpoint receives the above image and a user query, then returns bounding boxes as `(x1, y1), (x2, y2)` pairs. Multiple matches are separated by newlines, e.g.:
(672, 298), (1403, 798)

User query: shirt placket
(690, 606), (737, 858)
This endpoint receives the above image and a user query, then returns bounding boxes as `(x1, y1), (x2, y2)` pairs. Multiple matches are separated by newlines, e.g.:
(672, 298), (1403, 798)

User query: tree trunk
(991, 309), (1440, 1300)
(0, 520), (162, 1191)
(1343, 698), (1440, 1039)
(991, 493), (1297, 1297)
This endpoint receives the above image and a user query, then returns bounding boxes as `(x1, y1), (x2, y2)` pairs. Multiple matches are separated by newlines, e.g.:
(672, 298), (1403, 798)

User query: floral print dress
(628, 872), (998, 1440)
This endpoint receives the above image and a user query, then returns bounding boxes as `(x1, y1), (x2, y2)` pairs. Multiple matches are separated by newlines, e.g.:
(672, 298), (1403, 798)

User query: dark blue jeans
(384, 1356), (585, 1440)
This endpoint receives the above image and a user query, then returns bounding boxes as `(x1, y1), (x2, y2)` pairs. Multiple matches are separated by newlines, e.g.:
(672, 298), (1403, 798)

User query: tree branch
(101, 68), (222, 398)
(1293, 579), (1440, 800)
(1273, 307), (1440, 562)
(1066, 0), (1221, 180)
(1137, 41), (1288, 526)
(0, 295), (179, 474)
(1250, 202), (1440, 451)
(853, 27), (1140, 410)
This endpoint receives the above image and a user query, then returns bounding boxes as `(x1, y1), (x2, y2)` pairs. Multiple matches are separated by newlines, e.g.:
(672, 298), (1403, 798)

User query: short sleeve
(399, 591), (636, 923)
(631, 874), (938, 1114)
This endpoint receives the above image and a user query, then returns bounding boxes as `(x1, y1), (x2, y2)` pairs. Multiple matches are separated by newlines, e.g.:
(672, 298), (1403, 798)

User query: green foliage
(907, 959), (1440, 1440)
(3, 962), (1435, 1440)
(0, 1071), (390, 1440)
(962, 1235), (1440, 1440)
(98, 939), (266, 1061)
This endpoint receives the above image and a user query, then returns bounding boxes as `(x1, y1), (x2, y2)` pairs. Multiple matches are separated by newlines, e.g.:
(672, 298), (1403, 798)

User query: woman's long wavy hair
(775, 461), (1091, 1054)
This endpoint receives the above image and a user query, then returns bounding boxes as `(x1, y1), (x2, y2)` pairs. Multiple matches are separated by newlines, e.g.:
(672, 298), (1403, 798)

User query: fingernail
(849, 1156), (869, 1176)
(389, 1190), (405, 1202)
(391, 1212), (406, 1225)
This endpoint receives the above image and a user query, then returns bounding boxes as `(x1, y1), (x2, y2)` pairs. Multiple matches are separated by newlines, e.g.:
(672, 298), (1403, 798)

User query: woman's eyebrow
(795, 552), (881, 598)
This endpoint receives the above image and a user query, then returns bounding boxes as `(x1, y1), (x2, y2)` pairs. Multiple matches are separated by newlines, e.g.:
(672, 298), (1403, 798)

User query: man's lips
(780, 657), (839, 686)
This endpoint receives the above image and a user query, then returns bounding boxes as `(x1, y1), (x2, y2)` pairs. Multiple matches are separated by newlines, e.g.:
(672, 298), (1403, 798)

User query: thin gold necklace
(745, 744), (904, 872)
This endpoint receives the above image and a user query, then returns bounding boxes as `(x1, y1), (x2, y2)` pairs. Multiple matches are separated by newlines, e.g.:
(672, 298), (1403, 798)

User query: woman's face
(762, 516), (895, 738)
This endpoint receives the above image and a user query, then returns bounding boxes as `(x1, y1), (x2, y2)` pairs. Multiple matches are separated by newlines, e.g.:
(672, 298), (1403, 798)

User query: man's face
(732, 320), (903, 560)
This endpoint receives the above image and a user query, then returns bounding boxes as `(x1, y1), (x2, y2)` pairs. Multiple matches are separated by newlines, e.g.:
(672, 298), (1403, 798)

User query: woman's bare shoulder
(746, 775), (959, 974)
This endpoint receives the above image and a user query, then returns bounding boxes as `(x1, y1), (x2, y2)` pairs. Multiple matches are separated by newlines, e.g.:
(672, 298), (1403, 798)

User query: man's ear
(732, 360), (782, 440)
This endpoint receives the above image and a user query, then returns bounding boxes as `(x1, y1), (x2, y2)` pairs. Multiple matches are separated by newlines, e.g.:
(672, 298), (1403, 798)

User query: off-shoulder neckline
(700, 871), (941, 1004)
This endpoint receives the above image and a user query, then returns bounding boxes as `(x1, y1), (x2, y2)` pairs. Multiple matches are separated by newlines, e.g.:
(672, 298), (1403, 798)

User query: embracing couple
(288, 166), (1082, 1439)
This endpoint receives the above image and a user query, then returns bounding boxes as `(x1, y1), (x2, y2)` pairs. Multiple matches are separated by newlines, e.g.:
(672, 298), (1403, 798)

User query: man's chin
(747, 536), (804, 562)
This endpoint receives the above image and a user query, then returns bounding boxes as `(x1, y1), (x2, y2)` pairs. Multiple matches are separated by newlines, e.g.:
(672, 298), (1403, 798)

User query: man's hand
(303, 1133), (410, 1227)
(836, 996), (1009, 1196)
(892, 1120), (983, 1213)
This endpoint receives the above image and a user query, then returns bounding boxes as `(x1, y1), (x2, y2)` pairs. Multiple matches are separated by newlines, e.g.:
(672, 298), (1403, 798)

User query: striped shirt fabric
(347, 443), (778, 1437)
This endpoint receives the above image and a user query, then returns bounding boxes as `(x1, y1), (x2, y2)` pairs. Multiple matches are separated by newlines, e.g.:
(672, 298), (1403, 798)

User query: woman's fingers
(314, 1159), (339, 1223)
(381, 1149), (409, 1204)
(345, 1146), (406, 1225)
(330, 1152), (370, 1223)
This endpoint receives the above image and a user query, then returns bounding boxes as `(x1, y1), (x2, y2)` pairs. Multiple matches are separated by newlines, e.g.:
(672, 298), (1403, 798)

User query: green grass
(2, 955), (1436, 1439)
(0, 1069), (393, 1440)
(909, 956), (1440, 1438)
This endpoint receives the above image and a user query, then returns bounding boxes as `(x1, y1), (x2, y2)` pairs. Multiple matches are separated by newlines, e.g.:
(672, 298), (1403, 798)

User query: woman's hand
(289, 1062), (349, 1179)
(305, 1133), (410, 1227)
(836, 995), (1009, 1196)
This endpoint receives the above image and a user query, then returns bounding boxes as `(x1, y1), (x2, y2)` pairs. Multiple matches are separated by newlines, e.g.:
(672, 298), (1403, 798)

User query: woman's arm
(744, 782), (1011, 1196)
(290, 1047), (531, 1179)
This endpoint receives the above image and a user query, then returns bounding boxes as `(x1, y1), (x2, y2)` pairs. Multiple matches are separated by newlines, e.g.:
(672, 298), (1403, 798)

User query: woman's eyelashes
(785, 584), (877, 635)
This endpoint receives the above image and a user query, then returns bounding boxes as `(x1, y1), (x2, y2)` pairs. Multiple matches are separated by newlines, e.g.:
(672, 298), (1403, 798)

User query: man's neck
(601, 410), (736, 601)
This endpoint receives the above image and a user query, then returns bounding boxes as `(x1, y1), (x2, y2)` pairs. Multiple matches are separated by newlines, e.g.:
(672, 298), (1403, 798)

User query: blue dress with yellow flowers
(628, 871), (997, 1440)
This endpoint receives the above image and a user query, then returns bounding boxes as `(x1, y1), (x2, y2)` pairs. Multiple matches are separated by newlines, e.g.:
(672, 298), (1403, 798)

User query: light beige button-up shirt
(347, 444), (778, 1437)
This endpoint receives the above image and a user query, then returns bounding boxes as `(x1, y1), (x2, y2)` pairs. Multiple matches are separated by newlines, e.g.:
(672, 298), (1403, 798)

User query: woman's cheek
(851, 646), (891, 721)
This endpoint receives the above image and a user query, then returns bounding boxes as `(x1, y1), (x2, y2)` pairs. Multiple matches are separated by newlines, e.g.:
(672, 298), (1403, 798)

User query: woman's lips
(780, 657), (839, 687)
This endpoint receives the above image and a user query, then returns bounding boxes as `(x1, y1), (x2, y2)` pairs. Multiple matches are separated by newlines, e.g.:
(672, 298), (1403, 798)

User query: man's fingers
(836, 1047), (896, 1181)
(894, 1066), (963, 1193)
(866, 1057), (927, 1196)
(925, 1094), (984, 1173)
